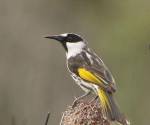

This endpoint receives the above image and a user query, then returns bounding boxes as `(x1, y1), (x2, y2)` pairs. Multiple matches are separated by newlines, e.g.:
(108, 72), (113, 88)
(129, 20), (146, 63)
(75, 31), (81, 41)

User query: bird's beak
(44, 35), (64, 42)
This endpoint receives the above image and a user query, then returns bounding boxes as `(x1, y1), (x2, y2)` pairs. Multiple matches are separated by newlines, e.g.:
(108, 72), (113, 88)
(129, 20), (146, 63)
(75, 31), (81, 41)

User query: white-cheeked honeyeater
(45, 33), (130, 125)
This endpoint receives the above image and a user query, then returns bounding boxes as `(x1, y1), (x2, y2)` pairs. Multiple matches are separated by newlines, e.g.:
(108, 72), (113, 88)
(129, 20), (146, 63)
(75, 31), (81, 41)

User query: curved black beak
(44, 35), (64, 42)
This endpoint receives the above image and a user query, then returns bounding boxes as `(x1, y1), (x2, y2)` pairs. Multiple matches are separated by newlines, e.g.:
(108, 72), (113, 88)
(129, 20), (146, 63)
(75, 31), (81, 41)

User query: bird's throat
(66, 42), (86, 59)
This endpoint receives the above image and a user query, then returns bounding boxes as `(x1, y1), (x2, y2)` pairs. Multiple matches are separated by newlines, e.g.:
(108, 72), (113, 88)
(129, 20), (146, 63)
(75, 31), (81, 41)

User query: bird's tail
(97, 89), (130, 125)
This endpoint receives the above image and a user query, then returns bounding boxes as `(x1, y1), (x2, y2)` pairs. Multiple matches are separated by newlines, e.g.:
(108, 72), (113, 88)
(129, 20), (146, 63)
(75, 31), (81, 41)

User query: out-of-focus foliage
(0, 0), (150, 125)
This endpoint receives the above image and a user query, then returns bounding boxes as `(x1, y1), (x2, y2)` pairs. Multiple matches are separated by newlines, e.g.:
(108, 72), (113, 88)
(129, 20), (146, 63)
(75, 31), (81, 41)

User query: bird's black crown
(64, 33), (83, 42)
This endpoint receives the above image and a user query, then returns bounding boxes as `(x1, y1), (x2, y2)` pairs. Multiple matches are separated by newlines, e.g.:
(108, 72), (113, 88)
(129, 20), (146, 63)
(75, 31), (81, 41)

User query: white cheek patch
(66, 42), (85, 59)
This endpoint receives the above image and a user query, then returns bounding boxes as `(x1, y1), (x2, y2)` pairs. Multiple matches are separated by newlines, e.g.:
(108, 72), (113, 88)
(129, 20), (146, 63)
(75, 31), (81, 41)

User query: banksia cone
(60, 99), (110, 125)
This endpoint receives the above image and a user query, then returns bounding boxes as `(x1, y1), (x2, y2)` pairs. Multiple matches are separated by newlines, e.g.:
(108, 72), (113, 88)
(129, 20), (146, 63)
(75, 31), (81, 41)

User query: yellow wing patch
(78, 68), (111, 110)
(78, 68), (101, 84)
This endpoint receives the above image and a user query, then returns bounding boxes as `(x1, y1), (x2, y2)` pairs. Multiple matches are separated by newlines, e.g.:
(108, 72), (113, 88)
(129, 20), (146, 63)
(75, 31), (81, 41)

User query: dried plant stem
(44, 112), (50, 125)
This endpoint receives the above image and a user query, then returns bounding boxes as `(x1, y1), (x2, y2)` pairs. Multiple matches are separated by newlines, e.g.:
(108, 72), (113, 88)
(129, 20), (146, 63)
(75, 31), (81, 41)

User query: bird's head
(44, 33), (86, 52)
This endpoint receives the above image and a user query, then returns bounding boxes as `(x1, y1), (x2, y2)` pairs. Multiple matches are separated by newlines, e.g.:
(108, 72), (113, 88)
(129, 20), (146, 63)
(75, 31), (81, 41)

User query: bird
(44, 33), (129, 125)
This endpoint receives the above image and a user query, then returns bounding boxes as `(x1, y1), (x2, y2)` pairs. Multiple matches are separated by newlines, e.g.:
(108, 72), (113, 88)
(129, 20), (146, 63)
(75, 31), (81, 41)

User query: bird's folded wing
(77, 67), (116, 93)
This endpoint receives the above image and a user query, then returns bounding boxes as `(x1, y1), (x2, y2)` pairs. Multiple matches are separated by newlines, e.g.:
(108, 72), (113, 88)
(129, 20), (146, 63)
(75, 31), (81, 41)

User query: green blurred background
(0, 0), (150, 125)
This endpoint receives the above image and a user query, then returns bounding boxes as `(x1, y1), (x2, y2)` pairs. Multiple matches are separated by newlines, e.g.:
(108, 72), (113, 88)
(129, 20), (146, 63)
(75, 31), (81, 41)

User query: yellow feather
(97, 89), (111, 115)
(78, 68), (101, 84)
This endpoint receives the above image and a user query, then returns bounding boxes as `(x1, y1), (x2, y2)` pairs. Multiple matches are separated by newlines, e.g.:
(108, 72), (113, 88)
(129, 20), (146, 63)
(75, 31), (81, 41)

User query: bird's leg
(72, 91), (91, 108)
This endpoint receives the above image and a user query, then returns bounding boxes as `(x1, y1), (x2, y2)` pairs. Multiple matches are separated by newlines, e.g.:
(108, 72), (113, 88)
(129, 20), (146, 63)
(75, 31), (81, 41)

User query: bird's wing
(77, 66), (116, 93)
(67, 49), (117, 93)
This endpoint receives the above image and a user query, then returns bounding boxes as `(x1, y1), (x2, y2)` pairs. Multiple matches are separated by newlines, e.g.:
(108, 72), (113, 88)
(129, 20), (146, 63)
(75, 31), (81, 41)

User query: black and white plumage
(67, 44), (116, 93)
(45, 33), (129, 125)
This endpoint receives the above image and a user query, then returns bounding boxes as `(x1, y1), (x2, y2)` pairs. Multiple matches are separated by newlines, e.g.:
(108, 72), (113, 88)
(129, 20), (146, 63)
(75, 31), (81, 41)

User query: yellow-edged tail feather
(97, 89), (112, 118)
(97, 88), (123, 122)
